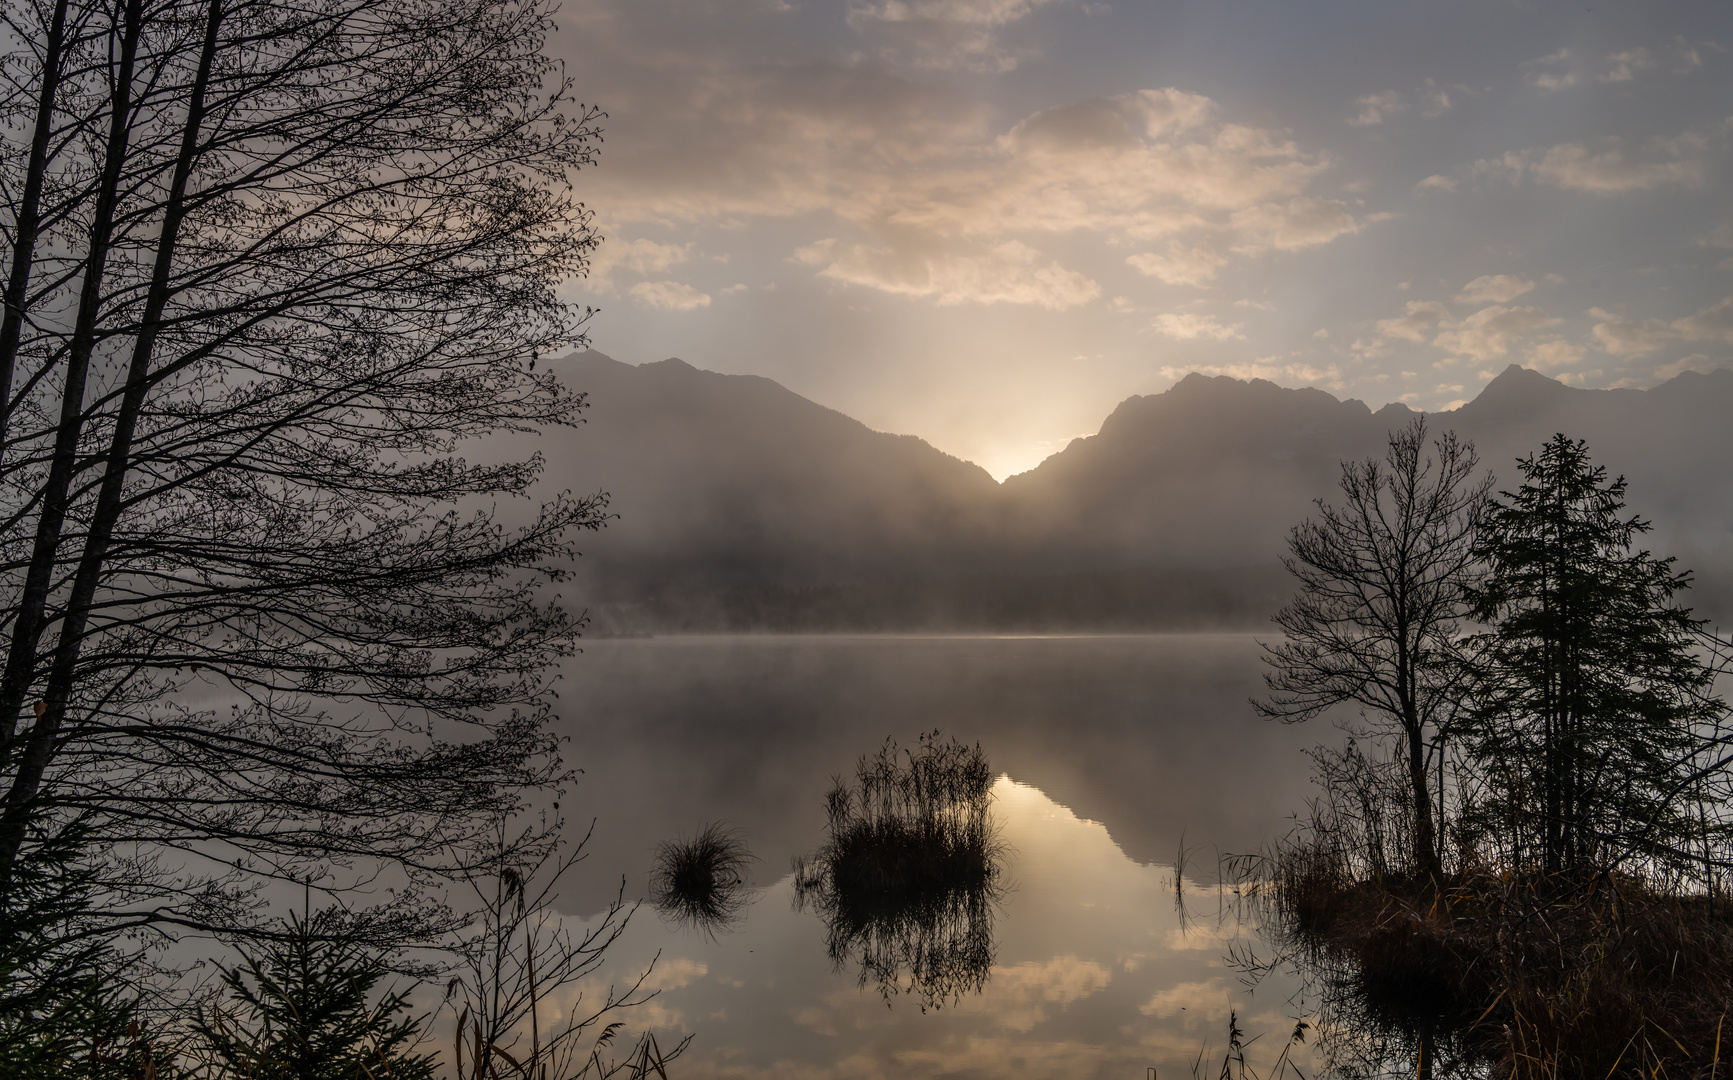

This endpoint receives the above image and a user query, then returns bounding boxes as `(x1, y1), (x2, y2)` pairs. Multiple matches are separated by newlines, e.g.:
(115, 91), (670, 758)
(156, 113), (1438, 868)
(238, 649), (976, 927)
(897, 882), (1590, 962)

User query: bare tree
(1257, 416), (1490, 880)
(0, 0), (607, 943)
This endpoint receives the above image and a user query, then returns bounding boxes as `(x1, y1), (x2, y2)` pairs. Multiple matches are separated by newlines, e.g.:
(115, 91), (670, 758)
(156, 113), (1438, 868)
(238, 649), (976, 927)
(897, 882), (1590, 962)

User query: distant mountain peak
(1454, 364), (1569, 423)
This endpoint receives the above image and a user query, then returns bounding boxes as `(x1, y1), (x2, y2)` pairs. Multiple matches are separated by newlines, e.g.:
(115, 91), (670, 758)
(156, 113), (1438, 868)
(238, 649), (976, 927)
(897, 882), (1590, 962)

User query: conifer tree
(1464, 434), (1721, 876)
(194, 908), (436, 1080)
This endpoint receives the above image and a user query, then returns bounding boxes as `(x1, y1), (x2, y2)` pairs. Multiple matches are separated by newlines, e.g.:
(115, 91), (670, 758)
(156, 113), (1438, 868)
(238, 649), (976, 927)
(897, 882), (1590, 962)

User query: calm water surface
(551, 634), (1329, 1078)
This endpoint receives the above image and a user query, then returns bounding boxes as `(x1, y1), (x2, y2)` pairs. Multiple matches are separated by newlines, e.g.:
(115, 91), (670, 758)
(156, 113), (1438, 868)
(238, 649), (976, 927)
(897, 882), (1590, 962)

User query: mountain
(536, 353), (1733, 632)
(534, 352), (1003, 606)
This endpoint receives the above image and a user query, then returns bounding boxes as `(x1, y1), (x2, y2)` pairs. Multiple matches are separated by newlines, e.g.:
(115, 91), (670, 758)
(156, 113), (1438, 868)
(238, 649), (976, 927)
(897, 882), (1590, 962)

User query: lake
(551, 634), (1332, 1078)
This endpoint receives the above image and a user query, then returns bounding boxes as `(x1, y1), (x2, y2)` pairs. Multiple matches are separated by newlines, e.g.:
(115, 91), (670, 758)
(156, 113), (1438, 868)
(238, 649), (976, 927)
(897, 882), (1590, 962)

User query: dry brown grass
(1280, 858), (1733, 1078)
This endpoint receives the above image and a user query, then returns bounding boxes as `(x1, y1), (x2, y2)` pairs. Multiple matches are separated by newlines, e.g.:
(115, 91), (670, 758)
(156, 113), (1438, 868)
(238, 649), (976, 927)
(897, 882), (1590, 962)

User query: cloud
(578, 53), (1354, 308)
(1425, 136), (1707, 195)
(1523, 48), (1576, 90)
(1229, 196), (1361, 254)
(1530, 137), (1706, 193)
(1376, 300), (1451, 343)
(1152, 312), (1242, 340)
(629, 280), (713, 310)
(1126, 241), (1228, 286)
(1418, 79), (1454, 117)
(1588, 296), (1733, 355)
(846, 0), (1067, 71)
(1601, 47), (1653, 82)
(587, 236), (692, 288)
(806, 237), (1101, 309)
(1674, 296), (1733, 343)
(961, 955), (1113, 1033)
(1348, 90), (1405, 126)
(1525, 338), (1585, 370)
(1705, 220), (1733, 249)
(1432, 305), (1562, 361)
(1456, 274), (1535, 304)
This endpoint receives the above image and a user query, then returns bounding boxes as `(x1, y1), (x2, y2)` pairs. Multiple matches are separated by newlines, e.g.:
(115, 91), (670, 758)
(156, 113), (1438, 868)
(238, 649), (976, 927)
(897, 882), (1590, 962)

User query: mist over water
(550, 635), (1327, 1075)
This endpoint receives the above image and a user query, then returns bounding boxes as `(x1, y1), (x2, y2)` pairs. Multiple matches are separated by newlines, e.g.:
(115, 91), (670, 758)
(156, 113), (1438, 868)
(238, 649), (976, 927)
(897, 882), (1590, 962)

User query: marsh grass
(793, 732), (1005, 1011)
(649, 823), (753, 935)
(1243, 813), (1733, 1079)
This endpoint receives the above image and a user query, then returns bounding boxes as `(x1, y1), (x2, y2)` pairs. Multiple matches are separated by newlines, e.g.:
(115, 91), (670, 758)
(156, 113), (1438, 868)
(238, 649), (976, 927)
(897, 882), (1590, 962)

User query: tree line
(1260, 417), (1733, 889)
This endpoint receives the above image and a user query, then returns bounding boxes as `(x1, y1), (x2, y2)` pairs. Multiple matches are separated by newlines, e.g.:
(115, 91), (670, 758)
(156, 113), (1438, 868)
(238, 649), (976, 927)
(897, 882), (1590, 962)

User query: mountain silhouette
(539, 352), (1733, 632)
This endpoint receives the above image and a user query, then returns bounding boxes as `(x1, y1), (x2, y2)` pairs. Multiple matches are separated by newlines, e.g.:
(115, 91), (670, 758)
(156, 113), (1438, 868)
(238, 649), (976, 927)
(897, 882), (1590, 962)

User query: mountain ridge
(539, 351), (1733, 631)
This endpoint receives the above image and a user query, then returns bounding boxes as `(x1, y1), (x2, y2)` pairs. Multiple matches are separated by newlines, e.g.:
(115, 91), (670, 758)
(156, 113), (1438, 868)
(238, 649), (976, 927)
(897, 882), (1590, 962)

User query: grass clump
(649, 823), (753, 935)
(794, 731), (1004, 1011)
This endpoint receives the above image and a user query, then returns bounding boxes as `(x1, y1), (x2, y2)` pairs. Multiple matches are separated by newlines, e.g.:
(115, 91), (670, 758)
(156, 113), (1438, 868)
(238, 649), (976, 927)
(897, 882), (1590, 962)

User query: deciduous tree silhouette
(0, 0), (606, 943)
(1258, 417), (1489, 880)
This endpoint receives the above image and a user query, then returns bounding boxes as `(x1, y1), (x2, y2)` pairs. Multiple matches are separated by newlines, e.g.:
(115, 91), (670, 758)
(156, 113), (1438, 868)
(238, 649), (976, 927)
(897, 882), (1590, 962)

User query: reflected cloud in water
(564, 776), (1319, 1079)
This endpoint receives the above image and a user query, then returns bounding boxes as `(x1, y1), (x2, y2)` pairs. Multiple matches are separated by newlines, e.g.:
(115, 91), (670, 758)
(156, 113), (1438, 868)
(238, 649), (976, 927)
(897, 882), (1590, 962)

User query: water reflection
(650, 823), (755, 936)
(791, 734), (1004, 1011)
(1221, 878), (1491, 1079)
(549, 636), (1331, 1078)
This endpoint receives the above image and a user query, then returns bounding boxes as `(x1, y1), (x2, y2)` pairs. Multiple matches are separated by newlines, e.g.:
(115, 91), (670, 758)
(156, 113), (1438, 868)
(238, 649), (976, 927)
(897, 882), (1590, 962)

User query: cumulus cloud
(629, 280), (713, 310)
(1530, 137), (1706, 192)
(803, 237), (1101, 309)
(1588, 296), (1733, 356)
(580, 54), (1355, 308)
(1126, 241), (1228, 286)
(846, 0), (1067, 70)
(1674, 296), (1733, 343)
(1418, 79), (1454, 117)
(1423, 135), (1707, 195)
(586, 236), (692, 288)
(1229, 197), (1361, 254)
(1348, 90), (1404, 126)
(1523, 48), (1576, 90)
(1526, 338), (1585, 370)
(1601, 47), (1653, 82)
(1376, 300), (1451, 343)
(1456, 274), (1535, 304)
(1369, 297), (1565, 363)
(1432, 305), (1562, 361)
(1152, 312), (1243, 340)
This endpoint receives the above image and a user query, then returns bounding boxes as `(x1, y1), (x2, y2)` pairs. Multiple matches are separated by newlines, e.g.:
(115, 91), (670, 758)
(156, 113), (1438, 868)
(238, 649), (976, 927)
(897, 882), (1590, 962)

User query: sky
(552, 0), (1733, 480)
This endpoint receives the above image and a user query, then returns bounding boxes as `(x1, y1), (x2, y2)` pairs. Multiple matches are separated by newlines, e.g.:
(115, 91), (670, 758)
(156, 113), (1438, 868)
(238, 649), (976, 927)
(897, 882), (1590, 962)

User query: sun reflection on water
(566, 776), (1317, 1080)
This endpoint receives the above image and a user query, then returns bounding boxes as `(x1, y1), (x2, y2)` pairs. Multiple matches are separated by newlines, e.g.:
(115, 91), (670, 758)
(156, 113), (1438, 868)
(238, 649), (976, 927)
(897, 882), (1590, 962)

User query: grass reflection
(650, 822), (754, 936)
(793, 731), (1006, 1012)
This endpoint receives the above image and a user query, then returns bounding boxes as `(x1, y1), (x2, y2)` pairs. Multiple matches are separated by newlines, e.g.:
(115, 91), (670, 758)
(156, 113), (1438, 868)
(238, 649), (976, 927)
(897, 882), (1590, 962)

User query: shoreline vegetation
(1249, 422), (1733, 1078)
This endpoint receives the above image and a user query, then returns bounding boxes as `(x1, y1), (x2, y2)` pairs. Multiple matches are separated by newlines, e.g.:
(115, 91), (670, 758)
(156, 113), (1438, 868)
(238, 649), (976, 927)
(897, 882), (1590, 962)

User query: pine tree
(1465, 435), (1720, 876)
(194, 908), (435, 1080)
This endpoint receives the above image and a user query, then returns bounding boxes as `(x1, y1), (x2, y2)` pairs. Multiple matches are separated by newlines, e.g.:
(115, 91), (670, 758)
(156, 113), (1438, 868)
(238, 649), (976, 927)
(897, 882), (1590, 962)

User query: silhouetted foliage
(193, 907), (436, 1080)
(0, 0), (606, 953)
(0, 817), (143, 1079)
(793, 732), (1002, 1011)
(650, 823), (753, 936)
(1259, 416), (1490, 879)
(1463, 434), (1728, 878)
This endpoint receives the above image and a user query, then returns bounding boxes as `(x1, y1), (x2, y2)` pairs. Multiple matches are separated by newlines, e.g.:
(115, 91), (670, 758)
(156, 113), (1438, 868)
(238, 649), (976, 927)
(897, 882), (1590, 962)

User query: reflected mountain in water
(792, 733), (1005, 1011)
